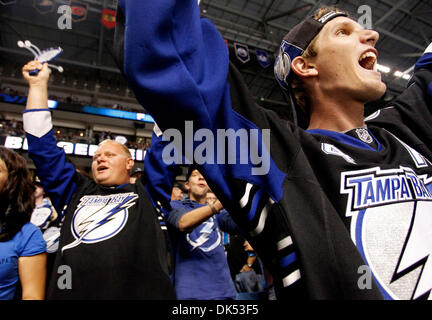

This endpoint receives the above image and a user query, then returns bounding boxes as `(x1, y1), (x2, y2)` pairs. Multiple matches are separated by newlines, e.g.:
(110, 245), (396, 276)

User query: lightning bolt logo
(392, 201), (432, 300)
(62, 193), (138, 253)
(186, 217), (221, 252)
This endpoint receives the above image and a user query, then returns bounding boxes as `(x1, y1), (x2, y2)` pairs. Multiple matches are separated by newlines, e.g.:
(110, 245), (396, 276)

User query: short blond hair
(291, 7), (349, 115)
(98, 139), (132, 158)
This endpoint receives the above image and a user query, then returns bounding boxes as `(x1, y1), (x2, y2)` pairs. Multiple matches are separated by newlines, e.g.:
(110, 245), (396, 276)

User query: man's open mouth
(97, 166), (109, 172)
(359, 50), (377, 70)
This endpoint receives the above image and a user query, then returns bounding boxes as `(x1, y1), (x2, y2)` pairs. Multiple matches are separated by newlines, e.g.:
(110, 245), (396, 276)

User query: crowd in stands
(0, 118), (151, 150)
(0, 119), (25, 138)
(1, 83), (139, 113)
(0, 86), (23, 97)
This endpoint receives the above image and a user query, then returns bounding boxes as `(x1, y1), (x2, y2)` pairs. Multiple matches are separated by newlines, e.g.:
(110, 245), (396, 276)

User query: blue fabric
(26, 130), (77, 216)
(234, 270), (264, 293)
(414, 52), (432, 71)
(166, 199), (237, 300)
(216, 209), (242, 235)
(119, 0), (286, 205)
(0, 223), (46, 300)
(306, 128), (382, 151)
(143, 131), (177, 211)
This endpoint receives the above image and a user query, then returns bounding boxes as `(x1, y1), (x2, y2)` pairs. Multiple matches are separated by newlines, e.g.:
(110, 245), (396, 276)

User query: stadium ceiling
(1, 0), (431, 116)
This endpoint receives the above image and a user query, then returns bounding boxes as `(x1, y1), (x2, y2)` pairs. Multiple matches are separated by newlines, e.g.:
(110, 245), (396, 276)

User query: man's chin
(94, 175), (108, 185)
(362, 81), (387, 103)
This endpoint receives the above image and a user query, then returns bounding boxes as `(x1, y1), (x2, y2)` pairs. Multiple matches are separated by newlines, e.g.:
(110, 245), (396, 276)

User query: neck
(307, 94), (366, 132)
(97, 177), (130, 187)
(189, 193), (207, 204)
(34, 195), (44, 205)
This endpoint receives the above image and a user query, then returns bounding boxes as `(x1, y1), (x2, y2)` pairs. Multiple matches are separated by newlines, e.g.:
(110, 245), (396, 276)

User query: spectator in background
(170, 181), (186, 201)
(235, 240), (265, 299)
(205, 191), (217, 204)
(130, 167), (144, 184)
(93, 132), (100, 145)
(166, 167), (241, 300)
(225, 234), (265, 300)
(105, 131), (113, 140)
(30, 178), (58, 231)
(30, 177), (60, 296)
(0, 146), (46, 300)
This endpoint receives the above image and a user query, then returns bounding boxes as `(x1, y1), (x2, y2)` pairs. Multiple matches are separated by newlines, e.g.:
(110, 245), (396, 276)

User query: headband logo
(274, 43), (292, 88)
(317, 11), (341, 24)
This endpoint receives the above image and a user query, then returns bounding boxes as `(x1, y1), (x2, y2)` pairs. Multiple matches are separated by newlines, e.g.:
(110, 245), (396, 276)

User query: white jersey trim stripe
(239, 183), (253, 208)
(282, 269), (301, 287)
(276, 236), (293, 251)
(250, 198), (274, 236)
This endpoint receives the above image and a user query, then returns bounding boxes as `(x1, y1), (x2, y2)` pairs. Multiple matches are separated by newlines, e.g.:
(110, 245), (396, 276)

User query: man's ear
(126, 158), (134, 171)
(291, 56), (318, 79)
(184, 181), (191, 191)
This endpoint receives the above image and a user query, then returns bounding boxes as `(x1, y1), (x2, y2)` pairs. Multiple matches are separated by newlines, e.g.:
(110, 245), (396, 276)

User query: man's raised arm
(22, 61), (77, 214)
(117, 0), (230, 133)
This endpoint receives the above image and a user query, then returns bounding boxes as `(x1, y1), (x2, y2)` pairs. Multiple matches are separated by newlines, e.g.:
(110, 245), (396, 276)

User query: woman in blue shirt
(0, 146), (46, 300)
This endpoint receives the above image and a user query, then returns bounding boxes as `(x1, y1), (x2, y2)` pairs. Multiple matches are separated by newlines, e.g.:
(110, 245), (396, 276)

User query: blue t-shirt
(167, 199), (239, 300)
(0, 222), (46, 300)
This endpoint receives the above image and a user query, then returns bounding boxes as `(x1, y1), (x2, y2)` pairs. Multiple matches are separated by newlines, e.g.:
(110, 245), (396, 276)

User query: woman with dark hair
(0, 146), (46, 300)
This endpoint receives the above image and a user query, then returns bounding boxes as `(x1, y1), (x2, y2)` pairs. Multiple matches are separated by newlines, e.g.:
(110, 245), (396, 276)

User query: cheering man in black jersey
(21, 61), (175, 299)
(116, 2), (432, 300)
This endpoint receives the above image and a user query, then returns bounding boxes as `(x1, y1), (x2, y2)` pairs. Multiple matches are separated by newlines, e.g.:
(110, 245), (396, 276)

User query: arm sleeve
(165, 201), (188, 230)
(17, 223), (46, 257)
(116, 1), (305, 298)
(119, 0), (229, 134)
(23, 109), (78, 214)
(143, 126), (178, 212)
(216, 209), (242, 235)
(379, 44), (432, 147)
(118, 0), (286, 203)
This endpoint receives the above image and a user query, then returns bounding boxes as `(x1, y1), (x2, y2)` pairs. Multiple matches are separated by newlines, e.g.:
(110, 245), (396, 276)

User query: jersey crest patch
(355, 128), (373, 144)
(62, 192), (138, 252)
(186, 217), (221, 252)
(341, 167), (432, 299)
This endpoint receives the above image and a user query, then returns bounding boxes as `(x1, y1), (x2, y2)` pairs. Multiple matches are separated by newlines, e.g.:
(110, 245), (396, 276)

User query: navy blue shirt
(167, 199), (239, 300)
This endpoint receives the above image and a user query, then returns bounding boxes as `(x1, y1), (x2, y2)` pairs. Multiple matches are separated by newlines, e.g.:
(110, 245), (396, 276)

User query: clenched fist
(22, 61), (51, 87)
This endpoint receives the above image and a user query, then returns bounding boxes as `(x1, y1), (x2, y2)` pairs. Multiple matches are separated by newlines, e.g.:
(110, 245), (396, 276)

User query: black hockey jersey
(24, 126), (175, 300)
(117, 0), (432, 300)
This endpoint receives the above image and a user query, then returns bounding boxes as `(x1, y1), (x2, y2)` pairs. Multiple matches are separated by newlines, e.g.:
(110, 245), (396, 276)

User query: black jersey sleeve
(370, 46), (432, 151)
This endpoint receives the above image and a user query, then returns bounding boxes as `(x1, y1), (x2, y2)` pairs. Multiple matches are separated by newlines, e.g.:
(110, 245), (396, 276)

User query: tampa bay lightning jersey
(116, 0), (432, 300)
(24, 126), (175, 300)
(166, 199), (239, 300)
(303, 120), (432, 300)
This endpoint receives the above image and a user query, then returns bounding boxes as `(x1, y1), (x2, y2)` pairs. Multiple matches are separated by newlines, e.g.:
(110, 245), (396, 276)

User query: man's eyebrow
(331, 20), (361, 31)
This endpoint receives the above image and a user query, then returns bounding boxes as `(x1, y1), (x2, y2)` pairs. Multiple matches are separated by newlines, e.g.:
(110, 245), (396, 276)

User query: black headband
(274, 12), (348, 89)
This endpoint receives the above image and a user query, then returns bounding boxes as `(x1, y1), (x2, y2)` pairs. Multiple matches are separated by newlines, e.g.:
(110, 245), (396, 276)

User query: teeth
(359, 51), (377, 70)
(359, 51), (377, 62)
